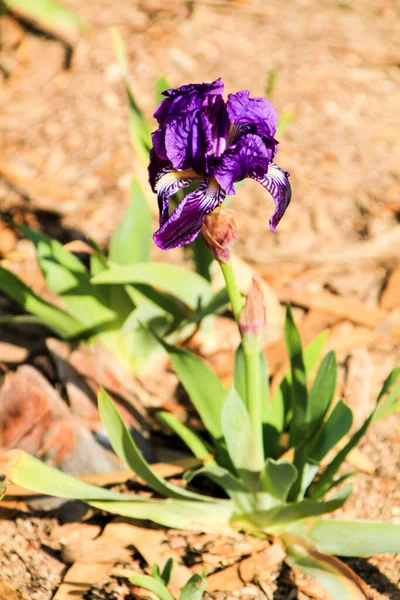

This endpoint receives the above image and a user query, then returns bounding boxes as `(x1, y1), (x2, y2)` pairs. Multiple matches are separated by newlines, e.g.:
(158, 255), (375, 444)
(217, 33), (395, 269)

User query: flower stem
(218, 258), (264, 466)
(244, 347), (264, 466)
(220, 261), (243, 322)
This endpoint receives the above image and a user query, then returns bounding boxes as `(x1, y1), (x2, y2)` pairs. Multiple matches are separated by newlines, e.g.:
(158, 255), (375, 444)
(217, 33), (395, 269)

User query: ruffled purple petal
(252, 163), (291, 232)
(153, 178), (226, 250)
(148, 149), (170, 190)
(154, 168), (203, 222)
(154, 79), (224, 125)
(164, 110), (214, 174)
(227, 90), (278, 143)
(214, 134), (273, 195)
(152, 79), (224, 176)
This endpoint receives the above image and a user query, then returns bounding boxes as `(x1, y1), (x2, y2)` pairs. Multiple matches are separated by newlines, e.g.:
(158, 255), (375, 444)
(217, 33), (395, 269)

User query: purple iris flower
(149, 78), (291, 250)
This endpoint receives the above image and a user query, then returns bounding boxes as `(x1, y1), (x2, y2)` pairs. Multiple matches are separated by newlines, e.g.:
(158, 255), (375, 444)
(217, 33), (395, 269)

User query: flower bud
(239, 276), (266, 349)
(201, 208), (237, 263)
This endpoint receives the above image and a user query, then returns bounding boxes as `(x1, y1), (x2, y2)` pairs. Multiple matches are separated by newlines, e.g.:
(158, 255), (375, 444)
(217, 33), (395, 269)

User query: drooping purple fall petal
(252, 163), (292, 231)
(154, 168), (203, 220)
(153, 178), (226, 250)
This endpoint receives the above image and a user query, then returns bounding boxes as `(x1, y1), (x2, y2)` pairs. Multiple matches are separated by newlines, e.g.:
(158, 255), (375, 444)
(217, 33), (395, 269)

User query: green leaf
(111, 29), (152, 163)
(234, 345), (274, 455)
(187, 465), (254, 514)
(308, 400), (353, 464)
(307, 350), (337, 435)
(286, 549), (369, 600)
(373, 382), (400, 422)
(3, 0), (87, 39)
(303, 329), (330, 379)
(109, 178), (151, 265)
(234, 345), (269, 411)
(1, 450), (132, 501)
(285, 517), (400, 557)
(0, 265), (83, 337)
(312, 368), (400, 499)
(21, 226), (116, 329)
(190, 288), (228, 324)
(88, 497), (233, 529)
(259, 459), (298, 510)
(245, 484), (352, 531)
(156, 411), (214, 464)
(1, 449), (233, 530)
(130, 575), (174, 600)
(92, 262), (211, 310)
(156, 339), (227, 440)
(289, 396), (350, 502)
(285, 305), (308, 446)
(272, 329), (328, 427)
(191, 234), (214, 281)
(376, 366), (400, 401)
(234, 343), (247, 407)
(155, 75), (171, 107)
(161, 558), (174, 586)
(98, 389), (211, 502)
(179, 573), (206, 600)
(221, 387), (264, 484)
(125, 285), (190, 322)
(0, 314), (45, 327)
(151, 564), (162, 582)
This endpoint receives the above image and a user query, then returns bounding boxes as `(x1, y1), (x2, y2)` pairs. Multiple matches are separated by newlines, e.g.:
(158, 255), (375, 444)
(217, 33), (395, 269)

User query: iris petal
(154, 78), (224, 125)
(164, 111), (214, 174)
(214, 134), (273, 195)
(252, 163), (291, 232)
(153, 178), (226, 250)
(227, 90), (278, 140)
(154, 168), (203, 221)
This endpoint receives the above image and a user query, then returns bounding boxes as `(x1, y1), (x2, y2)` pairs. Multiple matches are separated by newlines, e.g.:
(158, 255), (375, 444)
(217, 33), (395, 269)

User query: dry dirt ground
(0, 0), (400, 598)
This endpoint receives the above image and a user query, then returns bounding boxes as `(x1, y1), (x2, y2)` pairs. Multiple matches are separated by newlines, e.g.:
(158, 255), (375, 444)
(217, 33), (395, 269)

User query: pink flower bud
(239, 276), (266, 345)
(201, 208), (237, 263)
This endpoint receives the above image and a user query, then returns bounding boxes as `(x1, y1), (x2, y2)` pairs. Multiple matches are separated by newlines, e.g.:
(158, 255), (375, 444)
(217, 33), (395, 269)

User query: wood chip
(53, 563), (113, 600)
(0, 583), (24, 600)
(206, 540), (286, 592)
(107, 521), (192, 597)
(276, 287), (387, 329)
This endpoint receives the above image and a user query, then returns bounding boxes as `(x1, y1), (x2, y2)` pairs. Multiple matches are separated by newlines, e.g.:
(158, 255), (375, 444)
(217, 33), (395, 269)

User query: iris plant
(149, 78), (291, 250)
(3, 76), (400, 600)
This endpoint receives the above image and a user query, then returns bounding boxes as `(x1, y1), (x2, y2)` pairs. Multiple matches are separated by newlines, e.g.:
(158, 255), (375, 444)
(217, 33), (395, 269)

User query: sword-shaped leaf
(109, 178), (151, 265)
(285, 517), (400, 557)
(0, 266), (83, 337)
(286, 543), (370, 599)
(98, 389), (213, 502)
(0, 450), (233, 530)
(92, 263), (211, 310)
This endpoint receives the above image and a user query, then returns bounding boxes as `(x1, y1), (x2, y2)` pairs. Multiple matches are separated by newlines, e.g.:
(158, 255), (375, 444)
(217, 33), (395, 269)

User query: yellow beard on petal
(155, 169), (202, 193)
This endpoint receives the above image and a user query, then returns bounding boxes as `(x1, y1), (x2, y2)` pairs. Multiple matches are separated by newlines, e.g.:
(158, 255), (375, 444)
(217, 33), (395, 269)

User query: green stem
(244, 348), (264, 465)
(220, 261), (243, 322)
(218, 258), (264, 466)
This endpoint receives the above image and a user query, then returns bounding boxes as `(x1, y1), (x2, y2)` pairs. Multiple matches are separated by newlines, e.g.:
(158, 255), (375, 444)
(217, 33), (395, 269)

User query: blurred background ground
(0, 0), (399, 598)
